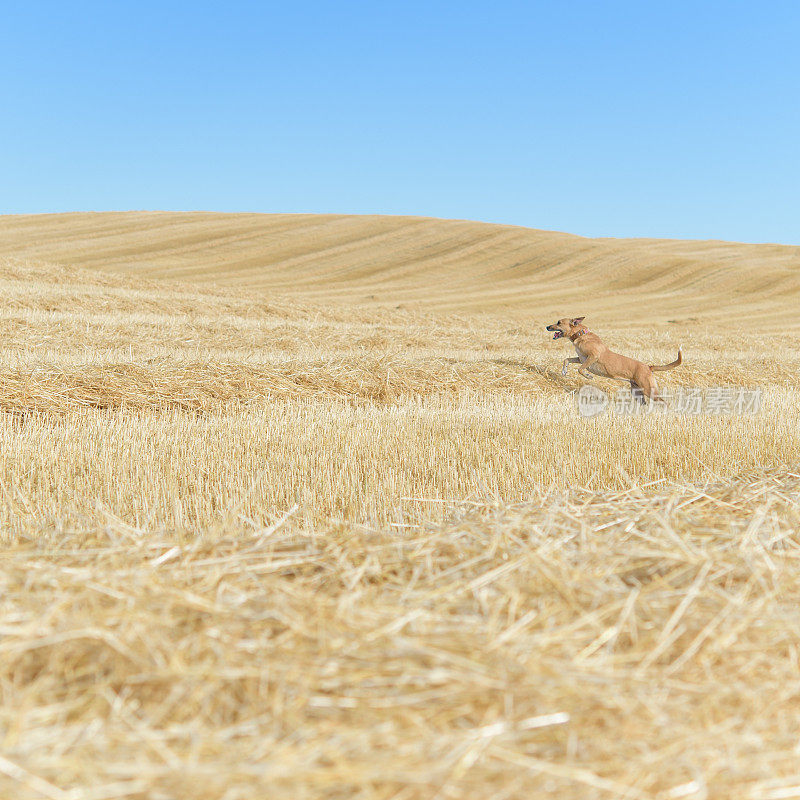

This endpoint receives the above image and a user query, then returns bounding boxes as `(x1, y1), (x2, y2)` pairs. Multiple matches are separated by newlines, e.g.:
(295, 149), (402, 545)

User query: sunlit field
(1, 214), (800, 799)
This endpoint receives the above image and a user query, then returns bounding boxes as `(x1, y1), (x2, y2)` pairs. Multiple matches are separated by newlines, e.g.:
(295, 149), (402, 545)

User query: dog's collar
(569, 327), (589, 342)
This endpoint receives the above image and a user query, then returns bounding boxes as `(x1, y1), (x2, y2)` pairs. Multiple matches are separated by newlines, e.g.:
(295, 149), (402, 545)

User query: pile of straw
(0, 358), (564, 411)
(2, 471), (799, 798)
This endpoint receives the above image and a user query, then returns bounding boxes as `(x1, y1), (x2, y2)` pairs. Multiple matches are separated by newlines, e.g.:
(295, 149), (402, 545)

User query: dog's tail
(650, 346), (683, 372)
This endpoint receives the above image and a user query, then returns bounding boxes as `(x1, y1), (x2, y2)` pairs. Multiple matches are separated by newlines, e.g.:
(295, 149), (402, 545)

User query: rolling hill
(1, 211), (798, 325)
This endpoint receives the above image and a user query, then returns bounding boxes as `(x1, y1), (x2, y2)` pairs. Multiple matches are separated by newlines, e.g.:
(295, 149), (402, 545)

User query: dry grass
(0, 222), (799, 800)
(1, 394), (798, 535)
(4, 473), (800, 799)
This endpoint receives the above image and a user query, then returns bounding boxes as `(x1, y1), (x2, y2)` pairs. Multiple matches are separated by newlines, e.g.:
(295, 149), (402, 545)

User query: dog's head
(545, 317), (585, 340)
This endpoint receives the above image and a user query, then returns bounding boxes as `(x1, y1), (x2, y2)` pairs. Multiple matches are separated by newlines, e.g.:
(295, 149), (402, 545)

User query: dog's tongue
(553, 331), (562, 340)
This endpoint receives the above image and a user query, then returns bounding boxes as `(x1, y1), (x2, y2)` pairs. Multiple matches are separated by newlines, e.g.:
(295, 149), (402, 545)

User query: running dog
(546, 317), (682, 402)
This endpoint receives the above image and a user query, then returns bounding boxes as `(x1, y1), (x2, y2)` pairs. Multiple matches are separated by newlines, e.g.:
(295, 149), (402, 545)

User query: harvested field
(0, 215), (799, 799)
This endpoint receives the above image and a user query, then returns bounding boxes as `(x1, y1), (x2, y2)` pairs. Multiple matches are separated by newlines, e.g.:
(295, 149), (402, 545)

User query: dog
(546, 317), (682, 402)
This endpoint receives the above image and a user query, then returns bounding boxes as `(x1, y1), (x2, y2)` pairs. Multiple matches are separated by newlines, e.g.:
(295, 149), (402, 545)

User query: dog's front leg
(562, 357), (581, 376)
(578, 355), (599, 379)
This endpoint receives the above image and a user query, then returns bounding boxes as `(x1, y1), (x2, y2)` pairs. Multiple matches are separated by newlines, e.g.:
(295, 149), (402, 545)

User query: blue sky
(2, 1), (798, 243)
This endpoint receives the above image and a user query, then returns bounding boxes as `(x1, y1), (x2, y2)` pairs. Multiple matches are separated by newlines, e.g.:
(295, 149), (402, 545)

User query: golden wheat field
(1, 212), (800, 800)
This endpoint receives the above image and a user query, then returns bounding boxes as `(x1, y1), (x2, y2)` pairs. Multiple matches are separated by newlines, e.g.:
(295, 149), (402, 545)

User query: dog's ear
(571, 316), (585, 325)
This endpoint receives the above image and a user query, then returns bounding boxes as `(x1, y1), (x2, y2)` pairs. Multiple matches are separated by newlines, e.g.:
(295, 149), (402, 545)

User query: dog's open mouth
(552, 330), (564, 339)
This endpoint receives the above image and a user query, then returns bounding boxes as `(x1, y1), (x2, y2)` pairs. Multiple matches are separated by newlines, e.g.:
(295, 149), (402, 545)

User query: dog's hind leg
(640, 379), (666, 405)
(630, 381), (646, 404)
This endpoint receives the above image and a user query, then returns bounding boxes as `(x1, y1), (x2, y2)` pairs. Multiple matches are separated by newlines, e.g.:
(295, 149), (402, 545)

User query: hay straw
(2, 472), (800, 798)
(1, 256), (799, 798)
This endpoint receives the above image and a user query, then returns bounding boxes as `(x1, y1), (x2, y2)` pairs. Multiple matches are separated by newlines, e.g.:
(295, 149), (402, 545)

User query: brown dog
(546, 317), (682, 402)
